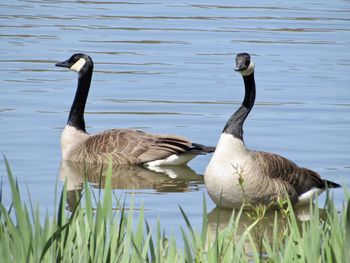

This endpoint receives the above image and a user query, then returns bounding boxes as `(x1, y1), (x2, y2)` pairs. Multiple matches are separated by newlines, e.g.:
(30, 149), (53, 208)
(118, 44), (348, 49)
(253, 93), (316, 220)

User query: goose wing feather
(251, 151), (325, 196)
(71, 129), (195, 165)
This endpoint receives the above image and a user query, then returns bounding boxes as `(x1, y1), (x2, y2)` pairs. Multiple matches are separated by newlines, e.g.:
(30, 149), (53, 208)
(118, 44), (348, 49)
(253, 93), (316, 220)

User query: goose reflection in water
(207, 205), (325, 259)
(60, 160), (203, 211)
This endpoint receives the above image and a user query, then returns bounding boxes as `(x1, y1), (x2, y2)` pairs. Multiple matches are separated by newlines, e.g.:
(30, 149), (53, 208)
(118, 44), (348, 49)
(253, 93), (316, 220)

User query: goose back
(65, 128), (203, 165)
(252, 151), (325, 193)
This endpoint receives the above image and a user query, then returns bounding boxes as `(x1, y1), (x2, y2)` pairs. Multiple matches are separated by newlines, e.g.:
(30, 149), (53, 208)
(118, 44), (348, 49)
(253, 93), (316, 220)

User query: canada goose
(55, 53), (214, 166)
(204, 53), (340, 208)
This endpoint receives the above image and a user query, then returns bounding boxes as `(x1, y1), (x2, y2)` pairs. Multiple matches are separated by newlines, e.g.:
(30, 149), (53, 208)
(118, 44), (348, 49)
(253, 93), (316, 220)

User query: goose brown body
(248, 150), (331, 204)
(64, 128), (207, 165)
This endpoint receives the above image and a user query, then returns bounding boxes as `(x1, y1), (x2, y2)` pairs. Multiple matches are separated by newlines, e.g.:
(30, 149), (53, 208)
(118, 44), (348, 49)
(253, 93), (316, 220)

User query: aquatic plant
(0, 157), (348, 262)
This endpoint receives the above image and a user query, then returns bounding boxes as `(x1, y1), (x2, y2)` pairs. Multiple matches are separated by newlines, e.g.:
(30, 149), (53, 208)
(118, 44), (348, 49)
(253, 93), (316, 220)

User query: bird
(55, 53), (214, 166)
(204, 53), (340, 208)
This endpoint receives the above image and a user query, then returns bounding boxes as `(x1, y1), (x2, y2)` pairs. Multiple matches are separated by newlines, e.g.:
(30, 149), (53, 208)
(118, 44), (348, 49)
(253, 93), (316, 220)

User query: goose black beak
(55, 60), (70, 68)
(234, 60), (247, 72)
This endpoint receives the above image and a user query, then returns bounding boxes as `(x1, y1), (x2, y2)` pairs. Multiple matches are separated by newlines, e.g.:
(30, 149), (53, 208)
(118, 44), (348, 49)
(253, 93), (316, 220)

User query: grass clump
(0, 157), (349, 262)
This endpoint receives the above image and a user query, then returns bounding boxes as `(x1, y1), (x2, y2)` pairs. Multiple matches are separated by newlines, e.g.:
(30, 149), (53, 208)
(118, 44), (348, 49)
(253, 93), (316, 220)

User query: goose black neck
(67, 67), (93, 132)
(222, 73), (256, 140)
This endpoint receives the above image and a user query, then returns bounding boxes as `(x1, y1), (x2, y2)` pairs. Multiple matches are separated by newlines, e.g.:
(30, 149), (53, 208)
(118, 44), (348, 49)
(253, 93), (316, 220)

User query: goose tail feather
(323, 179), (341, 189)
(191, 143), (216, 154)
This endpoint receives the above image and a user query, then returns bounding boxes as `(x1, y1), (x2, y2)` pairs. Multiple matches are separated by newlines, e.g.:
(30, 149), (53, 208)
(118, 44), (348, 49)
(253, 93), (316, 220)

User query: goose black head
(235, 53), (254, 76)
(55, 53), (93, 73)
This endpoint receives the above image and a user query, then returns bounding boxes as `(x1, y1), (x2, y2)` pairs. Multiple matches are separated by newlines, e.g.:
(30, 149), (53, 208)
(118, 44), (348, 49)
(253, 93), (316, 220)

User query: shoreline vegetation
(1, 158), (349, 262)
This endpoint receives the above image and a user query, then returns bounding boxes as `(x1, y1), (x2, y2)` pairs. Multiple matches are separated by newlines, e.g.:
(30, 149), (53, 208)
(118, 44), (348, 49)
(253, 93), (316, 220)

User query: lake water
(1, 0), (349, 242)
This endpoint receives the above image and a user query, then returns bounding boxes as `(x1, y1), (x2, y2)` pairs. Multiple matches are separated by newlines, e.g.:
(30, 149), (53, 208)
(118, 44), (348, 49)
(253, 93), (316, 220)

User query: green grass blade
(179, 205), (196, 243)
(345, 198), (350, 261)
(40, 219), (70, 261)
(200, 193), (208, 248)
(180, 226), (193, 263)
(145, 220), (155, 263)
(4, 156), (31, 258)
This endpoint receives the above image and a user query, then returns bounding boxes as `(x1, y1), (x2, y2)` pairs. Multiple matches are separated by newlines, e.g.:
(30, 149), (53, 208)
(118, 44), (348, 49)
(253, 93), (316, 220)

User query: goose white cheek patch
(241, 61), (255, 76)
(70, 58), (86, 72)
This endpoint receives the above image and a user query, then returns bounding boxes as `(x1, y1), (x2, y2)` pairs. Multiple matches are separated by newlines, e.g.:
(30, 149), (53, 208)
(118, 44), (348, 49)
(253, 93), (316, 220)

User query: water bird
(204, 53), (340, 208)
(55, 53), (214, 166)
